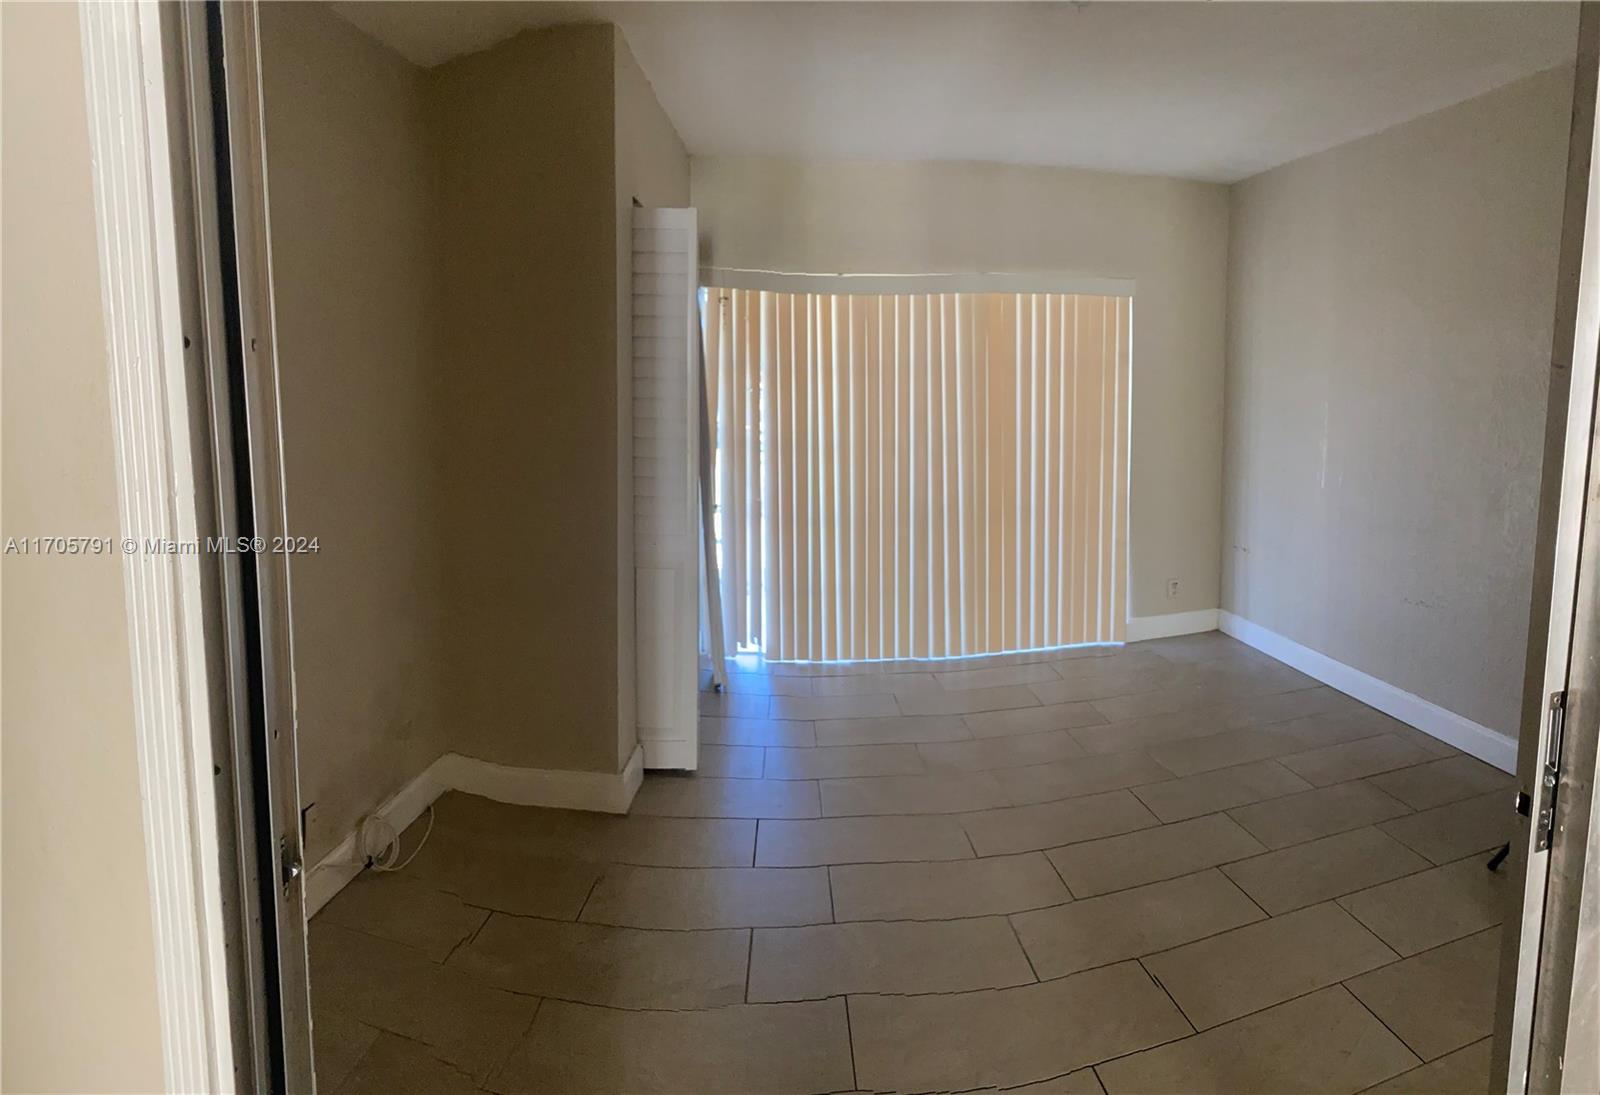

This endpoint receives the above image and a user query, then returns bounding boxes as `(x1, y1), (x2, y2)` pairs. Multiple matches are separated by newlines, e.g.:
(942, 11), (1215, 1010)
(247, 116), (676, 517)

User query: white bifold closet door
(704, 288), (1131, 663)
(632, 209), (699, 768)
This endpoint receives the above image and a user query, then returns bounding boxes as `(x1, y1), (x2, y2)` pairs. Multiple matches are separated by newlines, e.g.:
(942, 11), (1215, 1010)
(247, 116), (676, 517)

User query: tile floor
(309, 632), (1516, 1094)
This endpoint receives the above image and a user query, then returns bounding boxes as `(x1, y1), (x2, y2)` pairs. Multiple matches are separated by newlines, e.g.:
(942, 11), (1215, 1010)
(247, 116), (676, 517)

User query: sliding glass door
(703, 287), (1131, 662)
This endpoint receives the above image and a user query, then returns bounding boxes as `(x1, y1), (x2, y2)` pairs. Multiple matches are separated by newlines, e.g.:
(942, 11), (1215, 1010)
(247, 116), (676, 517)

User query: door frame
(80, 0), (1600, 1091)
(77, 0), (311, 1090)
(1494, 5), (1600, 1090)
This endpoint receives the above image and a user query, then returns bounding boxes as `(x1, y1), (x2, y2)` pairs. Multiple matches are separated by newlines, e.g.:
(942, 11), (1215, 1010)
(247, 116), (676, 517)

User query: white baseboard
(643, 737), (697, 770)
(1218, 611), (1517, 773)
(439, 745), (644, 814)
(1126, 608), (1221, 642)
(304, 755), (449, 916)
(304, 745), (645, 917)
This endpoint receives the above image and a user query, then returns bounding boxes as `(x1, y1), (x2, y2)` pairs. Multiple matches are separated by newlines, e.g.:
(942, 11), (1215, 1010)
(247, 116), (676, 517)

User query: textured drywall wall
(429, 25), (624, 773)
(261, 2), (448, 862)
(1223, 65), (1573, 735)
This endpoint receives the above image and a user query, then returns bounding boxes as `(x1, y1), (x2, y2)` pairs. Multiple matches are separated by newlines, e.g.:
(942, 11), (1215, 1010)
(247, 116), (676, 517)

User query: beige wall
(259, 15), (691, 828)
(260, 3), (448, 862)
(0, 4), (167, 1090)
(1223, 66), (1573, 736)
(690, 156), (1231, 619)
(613, 30), (691, 767)
(429, 26), (625, 773)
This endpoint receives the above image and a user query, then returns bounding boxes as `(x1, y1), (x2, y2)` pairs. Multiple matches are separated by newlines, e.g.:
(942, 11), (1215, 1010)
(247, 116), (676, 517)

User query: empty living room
(4, 2), (1599, 1094)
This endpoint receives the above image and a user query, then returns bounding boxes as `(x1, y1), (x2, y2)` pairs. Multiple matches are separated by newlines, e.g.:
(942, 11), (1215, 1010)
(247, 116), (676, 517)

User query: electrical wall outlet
(1167, 579), (1180, 599)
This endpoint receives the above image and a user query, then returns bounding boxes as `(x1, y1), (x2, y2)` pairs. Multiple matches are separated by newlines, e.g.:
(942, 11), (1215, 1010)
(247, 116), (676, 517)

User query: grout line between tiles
(844, 996), (859, 1092)
(482, 996), (543, 1089)
(1136, 956), (1198, 1034)
(1344, 978), (1428, 1063)
(1041, 849), (1079, 900)
(1214, 866), (1273, 921)
(744, 927), (755, 1003)
(572, 873), (603, 922)
(1005, 915), (1042, 983)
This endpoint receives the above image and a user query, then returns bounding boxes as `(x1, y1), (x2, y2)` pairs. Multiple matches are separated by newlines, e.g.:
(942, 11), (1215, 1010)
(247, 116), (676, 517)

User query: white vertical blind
(704, 288), (1130, 662)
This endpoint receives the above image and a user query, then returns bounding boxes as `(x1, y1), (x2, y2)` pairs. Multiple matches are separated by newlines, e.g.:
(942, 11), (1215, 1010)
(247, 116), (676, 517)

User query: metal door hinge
(1535, 690), (1566, 852)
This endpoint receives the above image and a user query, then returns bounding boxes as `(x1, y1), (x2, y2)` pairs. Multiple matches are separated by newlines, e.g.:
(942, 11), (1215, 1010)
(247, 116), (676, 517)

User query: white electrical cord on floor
(357, 805), (435, 872)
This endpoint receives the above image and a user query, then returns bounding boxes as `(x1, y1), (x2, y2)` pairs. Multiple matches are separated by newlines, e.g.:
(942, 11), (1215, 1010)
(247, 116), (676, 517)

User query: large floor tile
(1012, 869), (1264, 978)
(1221, 827), (1430, 914)
(747, 916), (1035, 1000)
(312, 1007), (379, 1095)
(1213, 685), (1358, 729)
(309, 923), (537, 1083)
(992, 750), (1173, 806)
(715, 673), (812, 696)
(965, 700), (1107, 738)
(1008, 1067), (1106, 1093)
(699, 716), (816, 748)
(919, 729), (1086, 771)
(1347, 927), (1502, 1061)
(820, 771), (1011, 815)
(1379, 792), (1509, 864)
(632, 775), (821, 819)
(849, 961), (1190, 1092)
(579, 865), (832, 929)
(1029, 666), (1183, 706)
(808, 670), (942, 697)
(770, 692), (900, 721)
(960, 789), (1159, 856)
(337, 1032), (481, 1095)
(698, 744), (765, 778)
(1338, 855), (1507, 956)
(1146, 713), (1389, 777)
(1049, 648), (1175, 679)
(1047, 813), (1266, 898)
(1278, 735), (1439, 786)
(1096, 986), (1418, 1095)
(1130, 759), (1312, 822)
(813, 713), (971, 745)
(1129, 632), (1248, 664)
(490, 998), (853, 1094)
(896, 683), (1041, 716)
(699, 690), (770, 718)
(1070, 708), (1233, 756)
(937, 661), (1061, 690)
(317, 873), (489, 962)
(756, 813), (974, 865)
(309, 650), (1520, 1095)
(448, 913), (747, 1010)
(1142, 902), (1397, 1030)
(1146, 725), (1314, 778)
(1215, 662), (1321, 697)
(1227, 781), (1413, 850)
(398, 826), (605, 918)
(763, 743), (924, 780)
(1368, 755), (1513, 811)
(1090, 681), (1231, 722)
(429, 792), (757, 867)
(1360, 1037), (1492, 1094)
(830, 853), (1070, 921)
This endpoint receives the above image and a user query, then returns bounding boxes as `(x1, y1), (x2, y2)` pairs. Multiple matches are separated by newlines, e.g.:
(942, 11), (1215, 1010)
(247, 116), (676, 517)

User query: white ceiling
(332, 1), (1579, 183)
